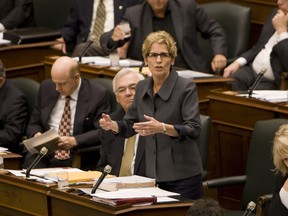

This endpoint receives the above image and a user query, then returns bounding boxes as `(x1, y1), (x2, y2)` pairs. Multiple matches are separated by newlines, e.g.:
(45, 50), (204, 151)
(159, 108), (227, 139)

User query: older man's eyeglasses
(147, 52), (171, 59)
(115, 84), (137, 95)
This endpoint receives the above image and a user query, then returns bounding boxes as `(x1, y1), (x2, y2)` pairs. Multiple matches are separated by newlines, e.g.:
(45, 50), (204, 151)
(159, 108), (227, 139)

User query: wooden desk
(0, 172), (53, 216)
(3, 152), (22, 170)
(0, 172), (192, 216)
(207, 89), (288, 209)
(1, 41), (62, 82)
(43, 56), (232, 114)
(49, 188), (192, 216)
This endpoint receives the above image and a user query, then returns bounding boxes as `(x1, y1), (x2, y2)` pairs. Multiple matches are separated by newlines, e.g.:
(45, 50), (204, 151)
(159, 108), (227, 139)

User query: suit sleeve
(0, 92), (27, 148)
(1, 0), (32, 29)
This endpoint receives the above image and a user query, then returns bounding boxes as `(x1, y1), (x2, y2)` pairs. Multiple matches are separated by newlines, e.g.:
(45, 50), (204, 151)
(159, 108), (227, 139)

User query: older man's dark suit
(0, 80), (27, 152)
(62, 0), (144, 53)
(97, 108), (145, 176)
(0, 0), (34, 30)
(24, 78), (110, 168)
(231, 8), (288, 89)
(101, 0), (226, 72)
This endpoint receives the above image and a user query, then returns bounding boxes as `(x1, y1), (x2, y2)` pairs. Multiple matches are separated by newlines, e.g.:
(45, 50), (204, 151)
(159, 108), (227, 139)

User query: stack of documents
(176, 70), (214, 79)
(238, 90), (288, 103)
(98, 175), (155, 191)
(73, 56), (143, 67)
(91, 187), (180, 206)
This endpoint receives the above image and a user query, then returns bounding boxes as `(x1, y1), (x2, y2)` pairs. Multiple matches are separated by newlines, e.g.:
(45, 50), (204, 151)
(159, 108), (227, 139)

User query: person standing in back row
(53, 0), (144, 56)
(100, 0), (227, 73)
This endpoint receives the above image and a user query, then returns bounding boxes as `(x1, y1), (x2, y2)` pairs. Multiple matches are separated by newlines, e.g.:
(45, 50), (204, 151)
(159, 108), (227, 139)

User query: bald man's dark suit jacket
(0, 0), (34, 30)
(97, 108), (145, 176)
(232, 8), (288, 89)
(27, 78), (110, 150)
(62, 0), (144, 52)
(0, 80), (27, 152)
(101, 0), (227, 72)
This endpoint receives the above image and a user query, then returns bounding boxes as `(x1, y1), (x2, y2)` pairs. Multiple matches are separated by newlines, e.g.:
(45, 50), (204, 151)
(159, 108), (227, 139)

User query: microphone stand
(248, 68), (267, 98)
(78, 40), (94, 63)
(91, 165), (112, 194)
(26, 147), (48, 178)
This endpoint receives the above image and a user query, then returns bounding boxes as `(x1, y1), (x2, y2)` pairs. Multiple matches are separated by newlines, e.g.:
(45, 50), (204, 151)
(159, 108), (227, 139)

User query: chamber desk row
(0, 172), (192, 216)
(207, 89), (288, 209)
(43, 56), (233, 114)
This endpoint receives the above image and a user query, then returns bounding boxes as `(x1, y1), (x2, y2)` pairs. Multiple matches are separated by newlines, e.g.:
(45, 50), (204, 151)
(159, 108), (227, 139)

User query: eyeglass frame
(146, 52), (171, 59)
(114, 84), (137, 95)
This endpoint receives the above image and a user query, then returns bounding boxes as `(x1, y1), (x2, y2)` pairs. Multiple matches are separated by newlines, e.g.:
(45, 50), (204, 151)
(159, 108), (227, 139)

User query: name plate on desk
(3, 27), (61, 45)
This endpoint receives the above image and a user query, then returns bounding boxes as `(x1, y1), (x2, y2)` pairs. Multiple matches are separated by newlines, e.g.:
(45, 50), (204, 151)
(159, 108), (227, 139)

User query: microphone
(25, 147), (48, 178)
(242, 201), (256, 216)
(91, 165), (112, 194)
(78, 35), (96, 63)
(248, 68), (267, 98)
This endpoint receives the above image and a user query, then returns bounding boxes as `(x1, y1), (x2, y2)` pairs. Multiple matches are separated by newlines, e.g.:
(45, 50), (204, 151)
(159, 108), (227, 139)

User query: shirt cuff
(279, 187), (288, 209)
(236, 57), (247, 67)
(277, 32), (288, 42)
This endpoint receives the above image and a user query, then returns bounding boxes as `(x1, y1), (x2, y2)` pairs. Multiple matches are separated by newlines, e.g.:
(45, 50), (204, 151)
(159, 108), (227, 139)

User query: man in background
(97, 69), (145, 176)
(53, 0), (143, 56)
(0, 60), (27, 152)
(223, 0), (288, 90)
(100, 0), (227, 73)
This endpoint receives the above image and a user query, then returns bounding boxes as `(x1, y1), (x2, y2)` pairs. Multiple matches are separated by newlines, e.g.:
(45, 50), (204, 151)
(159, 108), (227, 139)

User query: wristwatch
(162, 123), (167, 134)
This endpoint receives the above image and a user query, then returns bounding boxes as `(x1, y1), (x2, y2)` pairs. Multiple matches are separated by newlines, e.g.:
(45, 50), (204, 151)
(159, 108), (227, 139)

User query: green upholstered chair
(198, 2), (251, 74)
(198, 114), (211, 180)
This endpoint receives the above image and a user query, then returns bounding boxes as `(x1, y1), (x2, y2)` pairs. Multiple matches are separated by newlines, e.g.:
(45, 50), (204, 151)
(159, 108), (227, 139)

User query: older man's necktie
(119, 135), (136, 176)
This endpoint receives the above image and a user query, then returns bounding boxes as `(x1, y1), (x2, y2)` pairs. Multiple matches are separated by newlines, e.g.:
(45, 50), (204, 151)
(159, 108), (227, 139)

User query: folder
(3, 27), (61, 44)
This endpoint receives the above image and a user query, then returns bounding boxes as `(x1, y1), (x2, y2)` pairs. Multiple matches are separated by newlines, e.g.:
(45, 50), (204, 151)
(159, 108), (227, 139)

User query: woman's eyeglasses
(147, 52), (171, 59)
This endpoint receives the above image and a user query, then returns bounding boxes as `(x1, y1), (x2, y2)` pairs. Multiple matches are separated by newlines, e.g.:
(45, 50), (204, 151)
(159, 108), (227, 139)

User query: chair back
(241, 118), (288, 210)
(10, 78), (39, 122)
(33, 0), (73, 29)
(90, 78), (120, 113)
(197, 114), (211, 180)
(198, 2), (251, 73)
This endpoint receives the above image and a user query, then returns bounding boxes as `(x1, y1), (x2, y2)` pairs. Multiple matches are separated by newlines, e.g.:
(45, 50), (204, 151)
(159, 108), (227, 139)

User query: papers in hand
(23, 128), (60, 154)
(73, 56), (143, 67)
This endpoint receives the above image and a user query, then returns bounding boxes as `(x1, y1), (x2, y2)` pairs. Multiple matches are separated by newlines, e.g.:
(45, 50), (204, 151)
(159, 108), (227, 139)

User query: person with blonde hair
(99, 31), (202, 199)
(268, 124), (288, 215)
